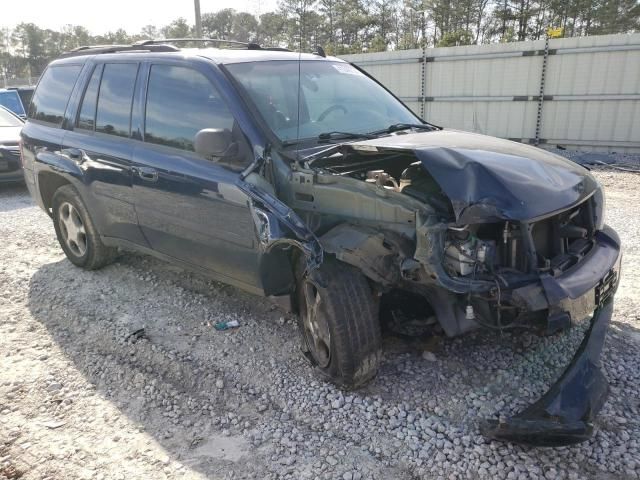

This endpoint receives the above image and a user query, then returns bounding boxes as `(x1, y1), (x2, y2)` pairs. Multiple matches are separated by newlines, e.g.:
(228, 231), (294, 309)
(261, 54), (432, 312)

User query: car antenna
(295, 1), (303, 162)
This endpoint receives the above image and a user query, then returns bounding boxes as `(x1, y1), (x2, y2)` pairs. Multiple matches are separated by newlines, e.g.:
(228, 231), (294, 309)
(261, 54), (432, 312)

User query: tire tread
(300, 258), (382, 389)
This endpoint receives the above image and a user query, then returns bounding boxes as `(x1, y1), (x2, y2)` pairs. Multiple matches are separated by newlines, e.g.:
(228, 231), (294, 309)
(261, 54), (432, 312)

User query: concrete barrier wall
(342, 34), (640, 152)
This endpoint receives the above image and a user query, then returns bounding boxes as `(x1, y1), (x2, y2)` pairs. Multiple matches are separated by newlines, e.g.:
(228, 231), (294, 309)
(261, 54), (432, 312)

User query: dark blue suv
(21, 39), (621, 446)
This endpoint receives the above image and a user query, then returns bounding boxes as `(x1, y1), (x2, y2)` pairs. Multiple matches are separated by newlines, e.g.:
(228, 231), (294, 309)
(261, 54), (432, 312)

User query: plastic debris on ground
(214, 320), (240, 331)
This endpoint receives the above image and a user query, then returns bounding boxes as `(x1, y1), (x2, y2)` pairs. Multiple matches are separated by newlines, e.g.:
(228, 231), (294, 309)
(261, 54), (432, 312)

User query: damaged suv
(21, 40), (621, 446)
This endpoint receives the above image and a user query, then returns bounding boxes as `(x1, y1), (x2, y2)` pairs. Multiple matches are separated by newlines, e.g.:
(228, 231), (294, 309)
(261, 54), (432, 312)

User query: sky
(4, 0), (280, 35)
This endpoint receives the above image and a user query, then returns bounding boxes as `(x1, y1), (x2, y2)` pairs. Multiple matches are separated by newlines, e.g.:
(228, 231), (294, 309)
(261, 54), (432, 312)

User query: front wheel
(296, 258), (381, 389)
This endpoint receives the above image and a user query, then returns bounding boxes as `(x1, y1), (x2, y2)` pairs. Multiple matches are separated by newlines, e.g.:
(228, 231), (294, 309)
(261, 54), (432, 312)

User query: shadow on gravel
(0, 183), (31, 213)
(26, 256), (640, 479)
(26, 258), (271, 478)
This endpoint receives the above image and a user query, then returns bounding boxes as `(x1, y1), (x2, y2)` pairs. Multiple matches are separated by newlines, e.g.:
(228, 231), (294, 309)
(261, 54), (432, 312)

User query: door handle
(133, 166), (159, 182)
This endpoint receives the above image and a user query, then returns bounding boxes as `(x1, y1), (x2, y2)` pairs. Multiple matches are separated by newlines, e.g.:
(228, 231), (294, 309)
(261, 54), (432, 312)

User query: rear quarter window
(76, 64), (103, 130)
(95, 63), (139, 138)
(29, 65), (82, 126)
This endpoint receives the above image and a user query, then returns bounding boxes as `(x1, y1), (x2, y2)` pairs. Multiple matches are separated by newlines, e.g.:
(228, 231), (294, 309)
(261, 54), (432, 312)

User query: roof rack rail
(58, 43), (179, 58)
(137, 38), (293, 52)
(136, 38), (261, 49)
(264, 46), (293, 52)
(58, 38), (294, 59)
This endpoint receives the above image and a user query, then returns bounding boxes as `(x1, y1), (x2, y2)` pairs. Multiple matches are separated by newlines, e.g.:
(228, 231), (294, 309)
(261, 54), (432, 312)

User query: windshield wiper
(368, 123), (437, 136)
(317, 131), (376, 141)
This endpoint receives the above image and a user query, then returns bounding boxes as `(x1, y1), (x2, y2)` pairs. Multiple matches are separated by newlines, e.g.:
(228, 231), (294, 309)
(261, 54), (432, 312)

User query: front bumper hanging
(481, 299), (614, 446)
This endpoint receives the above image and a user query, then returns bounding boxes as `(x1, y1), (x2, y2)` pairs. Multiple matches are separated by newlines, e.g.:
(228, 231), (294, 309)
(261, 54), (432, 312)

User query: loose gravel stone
(422, 351), (437, 362)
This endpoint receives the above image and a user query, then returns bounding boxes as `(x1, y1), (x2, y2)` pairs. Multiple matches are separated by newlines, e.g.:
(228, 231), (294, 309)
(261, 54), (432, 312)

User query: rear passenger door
(131, 62), (262, 292)
(62, 62), (148, 245)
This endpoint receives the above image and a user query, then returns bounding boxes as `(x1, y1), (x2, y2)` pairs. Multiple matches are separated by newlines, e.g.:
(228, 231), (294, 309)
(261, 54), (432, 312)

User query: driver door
(131, 62), (262, 293)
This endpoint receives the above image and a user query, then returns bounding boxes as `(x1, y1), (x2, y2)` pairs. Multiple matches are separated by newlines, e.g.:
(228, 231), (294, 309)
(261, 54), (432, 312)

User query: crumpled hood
(351, 129), (598, 223)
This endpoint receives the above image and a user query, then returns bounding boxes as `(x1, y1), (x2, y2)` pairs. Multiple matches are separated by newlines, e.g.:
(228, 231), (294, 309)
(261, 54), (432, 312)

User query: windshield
(0, 106), (23, 127)
(0, 91), (26, 117)
(226, 60), (420, 142)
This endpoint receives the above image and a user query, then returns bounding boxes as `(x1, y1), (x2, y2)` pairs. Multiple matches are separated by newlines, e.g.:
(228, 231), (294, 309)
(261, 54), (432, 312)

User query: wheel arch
(259, 240), (314, 299)
(319, 223), (414, 287)
(37, 171), (74, 216)
(259, 242), (297, 297)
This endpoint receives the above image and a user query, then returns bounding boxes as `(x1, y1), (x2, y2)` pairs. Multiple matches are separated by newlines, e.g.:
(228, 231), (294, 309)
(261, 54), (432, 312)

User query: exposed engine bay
(286, 144), (609, 338)
(306, 148), (599, 276)
(340, 156), (595, 278)
(310, 152), (454, 217)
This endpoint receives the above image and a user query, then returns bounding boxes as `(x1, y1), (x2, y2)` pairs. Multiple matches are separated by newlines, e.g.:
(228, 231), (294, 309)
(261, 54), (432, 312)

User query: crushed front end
(410, 173), (622, 446)
(415, 193), (620, 336)
(291, 131), (622, 445)
(415, 211), (621, 446)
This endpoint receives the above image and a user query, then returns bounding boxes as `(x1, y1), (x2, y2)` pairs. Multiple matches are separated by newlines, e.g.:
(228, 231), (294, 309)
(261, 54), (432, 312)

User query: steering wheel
(317, 104), (348, 122)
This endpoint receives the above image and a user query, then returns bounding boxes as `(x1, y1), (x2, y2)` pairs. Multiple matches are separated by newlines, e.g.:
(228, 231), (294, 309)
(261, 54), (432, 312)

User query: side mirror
(194, 128), (238, 159)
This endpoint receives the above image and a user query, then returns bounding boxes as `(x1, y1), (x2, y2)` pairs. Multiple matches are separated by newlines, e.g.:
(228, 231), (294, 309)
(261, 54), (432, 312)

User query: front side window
(28, 65), (82, 125)
(225, 60), (419, 142)
(95, 63), (138, 137)
(144, 64), (234, 151)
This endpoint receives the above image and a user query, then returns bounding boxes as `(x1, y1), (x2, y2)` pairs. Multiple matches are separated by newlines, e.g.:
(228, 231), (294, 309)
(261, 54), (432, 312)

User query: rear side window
(95, 63), (138, 137)
(29, 65), (82, 125)
(76, 65), (103, 130)
(144, 64), (233, 151)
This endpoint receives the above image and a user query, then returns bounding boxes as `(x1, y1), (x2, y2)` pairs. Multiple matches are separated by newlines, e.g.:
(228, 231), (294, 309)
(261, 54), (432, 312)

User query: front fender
(320, 223), (414, 287)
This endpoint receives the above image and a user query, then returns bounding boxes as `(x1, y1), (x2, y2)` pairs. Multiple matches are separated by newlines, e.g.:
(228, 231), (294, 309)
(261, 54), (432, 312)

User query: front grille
(464, 197), (598, 278)
(0, 147), (21, 171)
(528, 198), (596, 274)
(5, 150), (20, 160)
(480, 197), (596, 275)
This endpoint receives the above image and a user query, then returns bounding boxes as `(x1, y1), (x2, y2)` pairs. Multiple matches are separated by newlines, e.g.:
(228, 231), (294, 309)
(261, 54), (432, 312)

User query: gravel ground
(1, 165), (639, 480)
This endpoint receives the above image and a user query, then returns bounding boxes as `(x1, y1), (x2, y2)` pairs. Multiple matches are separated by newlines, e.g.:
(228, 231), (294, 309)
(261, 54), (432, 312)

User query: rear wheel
(52, 185), (116, 270)
(296, 257), (381, 389)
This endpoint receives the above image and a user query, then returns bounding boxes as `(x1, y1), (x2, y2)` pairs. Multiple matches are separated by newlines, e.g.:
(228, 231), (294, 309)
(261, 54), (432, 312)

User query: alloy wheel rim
(58, 202), (87, 257)
(302, 280), (331, 368)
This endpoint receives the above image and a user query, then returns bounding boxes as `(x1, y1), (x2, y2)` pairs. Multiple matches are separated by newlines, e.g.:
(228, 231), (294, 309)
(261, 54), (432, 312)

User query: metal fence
(342, 33), (640, 153)
(1, 76), (40, 88)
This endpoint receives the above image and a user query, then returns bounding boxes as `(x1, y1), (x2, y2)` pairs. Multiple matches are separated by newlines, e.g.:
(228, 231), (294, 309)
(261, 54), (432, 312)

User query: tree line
(2, 0), (638, 82)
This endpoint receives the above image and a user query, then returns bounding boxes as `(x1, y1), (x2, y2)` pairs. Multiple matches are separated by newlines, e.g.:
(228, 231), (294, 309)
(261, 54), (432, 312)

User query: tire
(296, 257), (382, 389)
(52, 185), (117, 270)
